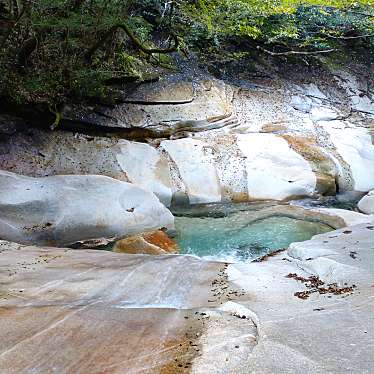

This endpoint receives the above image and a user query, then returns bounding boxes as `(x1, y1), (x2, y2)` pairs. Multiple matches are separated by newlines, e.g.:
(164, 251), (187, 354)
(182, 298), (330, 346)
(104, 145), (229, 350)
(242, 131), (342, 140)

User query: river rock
(237, 133), (316, 200)
(281, 135), (337, 195)
(1, 69), (374, 204)
(358, 190), (374, 214)
(228, 222), (374, 373)
(0, 171), (174, 246)
(318, 121), (374, 192)
(0, 242), (223, 373)
(161, 138), (222, 204)
(310, 207), (374, 226)
(113, 230), (179, 255)
(116, 140), (173, 206)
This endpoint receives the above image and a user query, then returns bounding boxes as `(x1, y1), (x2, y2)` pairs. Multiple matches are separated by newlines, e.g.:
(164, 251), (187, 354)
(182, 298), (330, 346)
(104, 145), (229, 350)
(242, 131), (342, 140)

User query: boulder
(282, 135), (337, 195)
(0, 171), (174, 246)
(116, 140), (173, 206)
(358, 190), (374, 214)
(310, 207), (374, 226)
(319, 121), (374, 192)
(161, 138), (222, 204)
(237, 133), (316, 200)
(113, 230), (179, 255)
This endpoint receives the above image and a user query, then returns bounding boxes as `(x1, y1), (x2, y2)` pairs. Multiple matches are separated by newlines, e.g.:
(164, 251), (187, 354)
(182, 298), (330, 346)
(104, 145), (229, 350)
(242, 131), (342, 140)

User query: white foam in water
(174, 210), (332, 262)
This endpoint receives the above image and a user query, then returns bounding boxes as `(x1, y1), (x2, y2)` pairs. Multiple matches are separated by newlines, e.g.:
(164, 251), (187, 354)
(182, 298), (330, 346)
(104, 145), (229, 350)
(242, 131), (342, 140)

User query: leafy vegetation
(0, 0), (373, 116)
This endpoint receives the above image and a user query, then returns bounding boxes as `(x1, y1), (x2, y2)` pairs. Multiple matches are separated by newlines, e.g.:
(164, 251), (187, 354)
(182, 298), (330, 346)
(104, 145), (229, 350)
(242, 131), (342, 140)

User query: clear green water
(174, 210), (332, 261)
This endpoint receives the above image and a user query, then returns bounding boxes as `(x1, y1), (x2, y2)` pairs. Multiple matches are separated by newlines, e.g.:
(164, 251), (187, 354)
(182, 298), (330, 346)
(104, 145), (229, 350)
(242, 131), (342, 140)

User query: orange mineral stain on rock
(113, 230), (179, 255)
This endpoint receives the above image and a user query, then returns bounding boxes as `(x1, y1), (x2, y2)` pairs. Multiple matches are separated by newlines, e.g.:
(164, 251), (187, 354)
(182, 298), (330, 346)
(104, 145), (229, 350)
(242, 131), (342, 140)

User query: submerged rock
(0, 171), (174, 246)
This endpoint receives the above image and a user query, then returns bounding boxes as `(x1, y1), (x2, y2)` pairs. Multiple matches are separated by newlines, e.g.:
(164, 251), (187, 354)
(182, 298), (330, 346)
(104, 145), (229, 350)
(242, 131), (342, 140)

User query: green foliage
(0, 0), (176, 108)
(0, 0), (373, 110)
(177, 0), (374, 54)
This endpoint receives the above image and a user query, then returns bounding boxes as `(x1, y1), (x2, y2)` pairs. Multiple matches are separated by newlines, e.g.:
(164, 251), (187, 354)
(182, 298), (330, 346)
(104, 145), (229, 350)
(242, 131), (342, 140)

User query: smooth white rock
(290, 95), (312, 113)
(334, 70), (374, 115)
(302, 83), (328, 100)
(351, 94), (374, 115)
(358, 190), (374, 214)
(228, 223), (374, 373)
(310, 207), (374, 226)
(116, 140), (173, 206)
(0, 171), (174, 246)
(320, 121), (374, 192)
(161, 138), (221, 204)
(310, 106), (339, 122)
(237, 133), (316, 200)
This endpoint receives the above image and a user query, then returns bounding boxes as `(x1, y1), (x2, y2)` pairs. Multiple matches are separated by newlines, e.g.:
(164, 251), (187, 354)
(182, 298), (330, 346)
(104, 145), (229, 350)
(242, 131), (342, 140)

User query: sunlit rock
(116, 140), (173, 206)
(113, 230), (179, 255)
(310, 207), (374, 226)
(161, 138), (222, 204)
(228, 223), (374, 373)
(319, 121), (374, 192)
(310, 106), (340, 122)
(0, 171), (174, 246)
(237, 133), (316, 200)
(358, 190), (374, 214)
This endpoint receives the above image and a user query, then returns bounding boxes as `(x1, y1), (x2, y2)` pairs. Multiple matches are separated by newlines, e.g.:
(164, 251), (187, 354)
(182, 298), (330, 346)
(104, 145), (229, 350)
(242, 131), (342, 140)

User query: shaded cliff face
(1, 60), (373, 206)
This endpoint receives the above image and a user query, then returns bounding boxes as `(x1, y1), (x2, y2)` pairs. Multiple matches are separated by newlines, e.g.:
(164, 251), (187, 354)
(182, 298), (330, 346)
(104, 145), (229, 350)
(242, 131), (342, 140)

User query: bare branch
(85, 22), (179, 62)
(257, 46), (337, 56)
(324, 33), (374, 40)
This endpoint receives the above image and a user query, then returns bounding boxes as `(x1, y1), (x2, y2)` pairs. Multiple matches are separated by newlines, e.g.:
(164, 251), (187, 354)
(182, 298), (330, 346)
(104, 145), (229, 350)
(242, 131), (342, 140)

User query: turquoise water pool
(173, 205), (332, 261)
